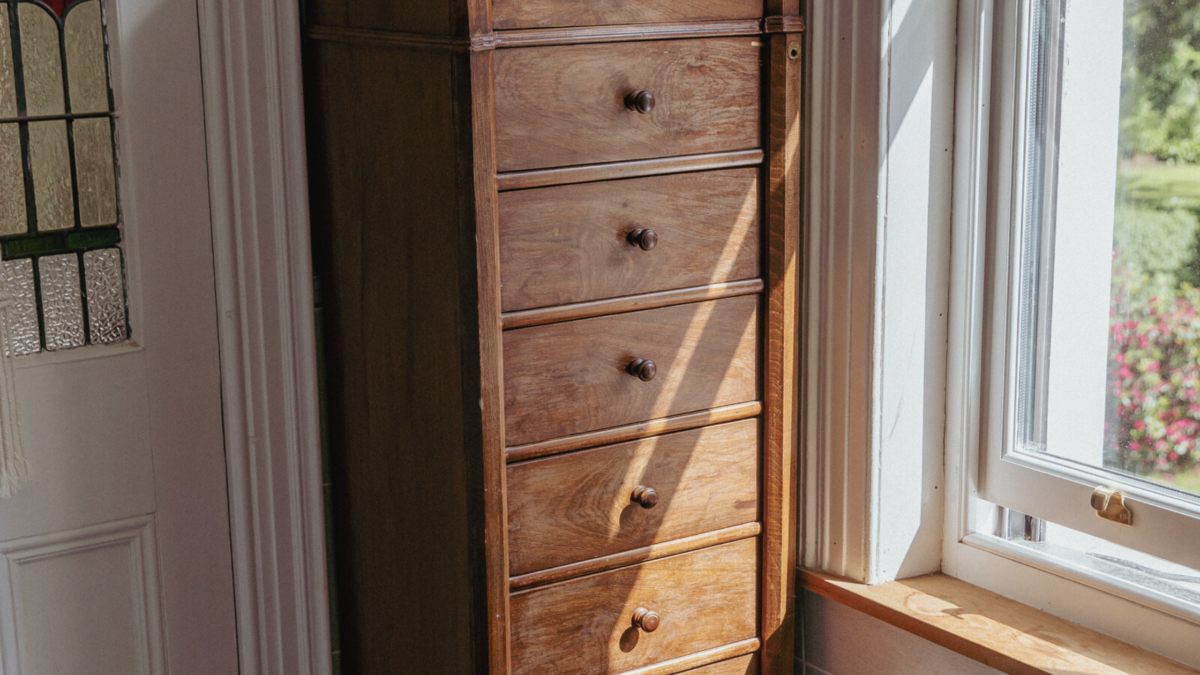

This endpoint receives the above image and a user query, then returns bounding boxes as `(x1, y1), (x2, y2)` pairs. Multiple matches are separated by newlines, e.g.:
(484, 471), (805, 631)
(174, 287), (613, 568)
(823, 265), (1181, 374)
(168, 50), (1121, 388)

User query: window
(977, 0), (1199, 592)
(0, 0), (128, 355)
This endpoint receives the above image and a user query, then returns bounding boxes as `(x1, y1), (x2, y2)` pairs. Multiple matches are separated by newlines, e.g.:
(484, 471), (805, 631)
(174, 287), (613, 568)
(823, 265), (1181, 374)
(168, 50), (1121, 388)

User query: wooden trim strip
(492, 20), (764, 49)
(616, 639), (761, 675)
(502, 280), (764, 330)
(305, 25), (473, 51)
(800, 570), (1200, 675)
(510, 523), (761, 591)
(506, 401), (763, 463)
(496, 150), (765, 191)
(763, 16), (806, 33)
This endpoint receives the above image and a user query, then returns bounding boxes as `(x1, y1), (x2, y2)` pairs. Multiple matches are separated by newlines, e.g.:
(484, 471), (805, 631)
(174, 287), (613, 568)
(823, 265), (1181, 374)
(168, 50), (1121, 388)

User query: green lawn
(1150, 466), (1200, 496)
(1119, 163), (1200, 206)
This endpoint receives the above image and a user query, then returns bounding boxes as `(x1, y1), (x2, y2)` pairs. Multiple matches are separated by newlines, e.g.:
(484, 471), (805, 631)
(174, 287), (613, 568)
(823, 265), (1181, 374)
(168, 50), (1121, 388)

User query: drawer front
(508, 419), (759, 575)
(510, 538), (758, 675)
(503, 295), (759, 446)
(494, 38), (761, 172)
(685, 655), (758, 675)
(499, 168), (760, 311)
(492, 0), (762, 30)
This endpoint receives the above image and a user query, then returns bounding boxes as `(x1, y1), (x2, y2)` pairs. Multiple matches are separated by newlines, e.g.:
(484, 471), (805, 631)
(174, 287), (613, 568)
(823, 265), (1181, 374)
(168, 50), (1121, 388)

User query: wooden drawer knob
(625, 90), (656, 114)
(632, 607), (660, 632)
(631, 486), (659, 509)
(626, 358), (657, 382)
(627, 228), (658, 251)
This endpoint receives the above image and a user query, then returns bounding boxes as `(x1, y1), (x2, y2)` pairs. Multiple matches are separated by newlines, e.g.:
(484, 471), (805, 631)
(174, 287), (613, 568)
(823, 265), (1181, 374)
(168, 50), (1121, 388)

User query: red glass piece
(42, 0), (67, 16)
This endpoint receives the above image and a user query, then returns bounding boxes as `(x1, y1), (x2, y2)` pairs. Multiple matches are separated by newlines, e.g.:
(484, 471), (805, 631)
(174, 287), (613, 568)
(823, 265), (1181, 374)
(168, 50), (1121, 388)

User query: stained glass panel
(64, 1), (109, 115)
(38, 253), (84, 351)
(27, 120), (73, 231)
(0, 1), (128, 355)
(2, 259), (38, 356)
(17, 3), (64, 116)
(0, 124), (24, 236)
(83, 248), (123, 344)
(74, 117), (116, 227)
(0, 10), (15, 117)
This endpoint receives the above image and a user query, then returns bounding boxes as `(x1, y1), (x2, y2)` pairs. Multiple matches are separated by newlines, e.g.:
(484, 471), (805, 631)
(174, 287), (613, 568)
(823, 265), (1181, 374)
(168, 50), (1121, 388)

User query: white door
(0, 1), (239, 673)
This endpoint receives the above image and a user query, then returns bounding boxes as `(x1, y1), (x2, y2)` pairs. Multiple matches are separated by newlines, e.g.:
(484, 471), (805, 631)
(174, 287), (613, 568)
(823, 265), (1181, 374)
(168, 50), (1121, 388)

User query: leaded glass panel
(0, 0), (127, 354)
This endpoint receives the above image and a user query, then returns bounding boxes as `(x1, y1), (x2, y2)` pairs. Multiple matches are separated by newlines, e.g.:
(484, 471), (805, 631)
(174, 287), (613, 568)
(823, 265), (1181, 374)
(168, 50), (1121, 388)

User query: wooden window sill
(800, 568), (1200, 675)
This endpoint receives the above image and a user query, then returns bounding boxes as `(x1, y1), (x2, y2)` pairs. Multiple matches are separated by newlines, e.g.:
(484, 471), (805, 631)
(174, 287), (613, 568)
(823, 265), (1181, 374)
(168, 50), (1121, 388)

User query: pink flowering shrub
(1105, 265), (1200, 475)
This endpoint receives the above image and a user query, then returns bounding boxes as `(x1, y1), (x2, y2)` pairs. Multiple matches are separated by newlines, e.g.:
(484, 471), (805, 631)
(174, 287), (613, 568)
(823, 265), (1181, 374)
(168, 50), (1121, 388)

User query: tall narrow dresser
(302, 0), (802, 672)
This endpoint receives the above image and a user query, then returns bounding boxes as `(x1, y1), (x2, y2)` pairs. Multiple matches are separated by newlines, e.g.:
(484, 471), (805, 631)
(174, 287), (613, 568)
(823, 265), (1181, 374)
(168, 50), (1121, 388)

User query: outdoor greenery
(1103, 0), (1200, 492)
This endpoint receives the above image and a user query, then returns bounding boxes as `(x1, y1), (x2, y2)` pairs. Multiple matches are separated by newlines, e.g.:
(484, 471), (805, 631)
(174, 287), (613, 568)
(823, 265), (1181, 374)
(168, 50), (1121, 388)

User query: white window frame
(803, 0), (1200, 666)
(976, 0), (1200, 572)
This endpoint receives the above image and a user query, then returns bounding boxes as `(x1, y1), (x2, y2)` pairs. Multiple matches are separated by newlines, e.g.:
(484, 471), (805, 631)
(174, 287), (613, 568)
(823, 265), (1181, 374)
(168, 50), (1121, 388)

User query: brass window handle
(1091, 486), (1133, 526)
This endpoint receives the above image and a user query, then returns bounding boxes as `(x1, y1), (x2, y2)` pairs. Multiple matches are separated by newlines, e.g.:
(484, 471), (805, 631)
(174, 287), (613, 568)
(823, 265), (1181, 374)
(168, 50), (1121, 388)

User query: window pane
(82, 248), (125, 344)
(0, 9), (16, 117)
(2, 259), (38, 356)
(1014, 1), (1200, 501)
(18, 2), (65, 116)
(74, 116), (116, 227)
(38, 253), (83, 351)
(64, 1), (109, 115)
(27, 119), (73, 231)
(0, 123), (25, 235)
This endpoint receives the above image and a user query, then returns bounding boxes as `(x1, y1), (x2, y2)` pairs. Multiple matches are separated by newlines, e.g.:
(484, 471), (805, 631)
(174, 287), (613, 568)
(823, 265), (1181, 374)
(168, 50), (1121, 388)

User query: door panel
(0, 0), (239, 673)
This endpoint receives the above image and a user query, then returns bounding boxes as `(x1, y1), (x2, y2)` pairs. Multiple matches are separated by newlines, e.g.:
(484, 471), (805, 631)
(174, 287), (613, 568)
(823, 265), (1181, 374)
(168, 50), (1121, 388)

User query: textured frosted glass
(83, 249), (125, 344)
(0, 11), (15, 117)
(0, 124), (25, 235)
(2, 259), (39, 356)
(39, 254), (84, 351)
(74, 117), (116, 227)
(28, 120), (74, 231)
(18, 3), (65, 116)
(64, 1), (109, 114)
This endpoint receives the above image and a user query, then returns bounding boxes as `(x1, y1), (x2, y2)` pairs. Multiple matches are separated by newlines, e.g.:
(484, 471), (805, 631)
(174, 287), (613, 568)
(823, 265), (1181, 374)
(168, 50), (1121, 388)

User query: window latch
(1090, 487), (1133, 526)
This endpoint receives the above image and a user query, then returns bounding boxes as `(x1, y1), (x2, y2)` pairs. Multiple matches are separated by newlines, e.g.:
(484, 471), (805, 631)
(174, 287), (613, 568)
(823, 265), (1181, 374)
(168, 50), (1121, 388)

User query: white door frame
(196, 1), (332, 674)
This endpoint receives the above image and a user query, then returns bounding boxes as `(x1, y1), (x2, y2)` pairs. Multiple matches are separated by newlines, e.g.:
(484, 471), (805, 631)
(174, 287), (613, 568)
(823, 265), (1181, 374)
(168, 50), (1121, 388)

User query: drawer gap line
(506, 401), (763, 463)
(503, 280), (764, 330)
(613, 638), (762, 675)
(496, 150), (765, 191)
(509, 522), (762, 591)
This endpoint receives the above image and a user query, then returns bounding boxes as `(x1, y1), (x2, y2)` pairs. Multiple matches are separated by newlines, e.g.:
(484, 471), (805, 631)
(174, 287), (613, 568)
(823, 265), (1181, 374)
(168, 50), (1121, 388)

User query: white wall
(796, 591), (1004, 675)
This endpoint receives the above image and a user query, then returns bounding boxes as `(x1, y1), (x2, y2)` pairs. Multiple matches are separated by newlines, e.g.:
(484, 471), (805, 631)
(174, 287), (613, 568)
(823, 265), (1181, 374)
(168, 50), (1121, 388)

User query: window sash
(978, 0), (1200, 572)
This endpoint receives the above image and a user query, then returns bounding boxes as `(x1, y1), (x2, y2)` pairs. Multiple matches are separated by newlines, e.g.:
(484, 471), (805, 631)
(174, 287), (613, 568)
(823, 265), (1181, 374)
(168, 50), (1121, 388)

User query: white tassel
(0, 270), (28, 498)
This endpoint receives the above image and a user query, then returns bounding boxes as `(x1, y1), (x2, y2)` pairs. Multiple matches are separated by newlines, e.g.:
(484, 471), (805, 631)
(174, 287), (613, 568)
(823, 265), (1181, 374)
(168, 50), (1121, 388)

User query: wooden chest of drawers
(303, 0), (802, 673)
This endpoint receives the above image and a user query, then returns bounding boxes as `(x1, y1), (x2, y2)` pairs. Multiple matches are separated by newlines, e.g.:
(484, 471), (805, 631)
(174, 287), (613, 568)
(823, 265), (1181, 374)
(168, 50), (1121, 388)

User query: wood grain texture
(503, 294), (760, 446)
(759, 32), (801, 675)
(673, 653), (758, 675)
(492, 21), (763, 48)
(506, 401), (762, 462)
(509, 522), (761, 590)
(622, 643), (759, 675)
(466, 48), (510, 675)
(510, 538), (759, 675)
(508, 419), (760, 575)
(502, 281), (764, 330)
(800, 570), (1200, 675)
(305, 40), (483, 675)
(494, 38), (762, 172)
(496, 150), (764, 191)
(499, 168), (761, 311)
(305, 0), (461, 35)
(492, 0), (761, 30)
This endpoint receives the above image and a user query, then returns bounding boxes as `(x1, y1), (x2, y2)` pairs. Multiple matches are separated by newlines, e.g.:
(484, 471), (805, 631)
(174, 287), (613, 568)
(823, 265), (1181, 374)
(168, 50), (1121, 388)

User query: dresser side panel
(305, 41), (486, 675)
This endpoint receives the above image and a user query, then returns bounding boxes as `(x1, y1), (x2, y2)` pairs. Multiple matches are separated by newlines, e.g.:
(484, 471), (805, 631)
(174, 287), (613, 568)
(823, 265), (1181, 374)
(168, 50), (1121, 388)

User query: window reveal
(0, 0), (127, 355)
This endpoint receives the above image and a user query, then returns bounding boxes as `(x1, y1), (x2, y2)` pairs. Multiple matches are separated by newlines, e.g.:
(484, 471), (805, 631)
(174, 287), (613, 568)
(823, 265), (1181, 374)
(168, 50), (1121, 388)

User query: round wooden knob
(631, 486), (659, 509)
(625, 90), (656, 114)
(626, 358), (657, 382)
(632, 608), (660, 632)
(627, 228), (658, 251)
